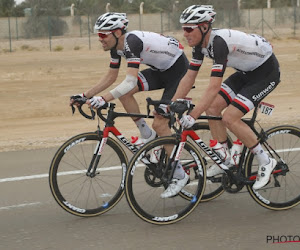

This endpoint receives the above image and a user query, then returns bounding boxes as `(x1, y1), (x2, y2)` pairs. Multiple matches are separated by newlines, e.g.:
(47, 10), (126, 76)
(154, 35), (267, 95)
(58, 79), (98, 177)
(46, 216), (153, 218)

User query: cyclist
(70, 12), (190, 190)
(168, 5), (280, 196)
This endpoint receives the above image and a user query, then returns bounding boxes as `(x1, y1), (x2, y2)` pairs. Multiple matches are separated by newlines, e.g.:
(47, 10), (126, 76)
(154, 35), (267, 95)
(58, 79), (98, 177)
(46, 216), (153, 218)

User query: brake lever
(71, 105), (76, 115)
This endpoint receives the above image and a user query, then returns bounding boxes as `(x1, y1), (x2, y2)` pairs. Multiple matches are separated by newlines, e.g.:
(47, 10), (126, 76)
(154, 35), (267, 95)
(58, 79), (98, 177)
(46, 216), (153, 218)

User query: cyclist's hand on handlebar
(88, 96), (106, 109)
(70, 93), (87, 107)
(154, 104), (170, 117)
(180, 115), (195, 128)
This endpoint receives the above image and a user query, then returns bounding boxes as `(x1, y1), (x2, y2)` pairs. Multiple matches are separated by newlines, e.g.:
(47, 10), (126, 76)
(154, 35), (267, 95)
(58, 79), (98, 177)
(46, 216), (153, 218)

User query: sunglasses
(182, 26), (199, 33)
(97, 30), (117, 39)
(182, 24), (207, 33)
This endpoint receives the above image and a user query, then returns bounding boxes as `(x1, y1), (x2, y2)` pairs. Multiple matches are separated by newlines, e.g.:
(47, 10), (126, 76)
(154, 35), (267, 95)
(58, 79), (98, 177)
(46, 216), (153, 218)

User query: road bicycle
(125, 98), (300, 225)
(49, 96), (222, 217)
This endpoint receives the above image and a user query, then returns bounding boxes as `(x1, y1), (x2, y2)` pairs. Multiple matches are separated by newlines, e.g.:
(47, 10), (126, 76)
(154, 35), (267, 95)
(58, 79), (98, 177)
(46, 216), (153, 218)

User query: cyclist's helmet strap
(180, 5), (216, 47)
(94, 12), (129, 50)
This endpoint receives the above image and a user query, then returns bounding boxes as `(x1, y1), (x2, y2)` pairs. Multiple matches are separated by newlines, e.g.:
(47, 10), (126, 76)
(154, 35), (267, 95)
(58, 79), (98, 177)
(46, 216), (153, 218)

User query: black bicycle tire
(125, 136), (206, 225)
(245, 125), (300, 210)
(49, 132), (128, 217)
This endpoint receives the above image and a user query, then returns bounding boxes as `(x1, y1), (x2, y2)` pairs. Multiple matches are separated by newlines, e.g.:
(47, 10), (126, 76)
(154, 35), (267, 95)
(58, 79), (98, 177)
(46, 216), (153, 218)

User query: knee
(206, 102), (224, 116)
(222, 112), (240, 129)
(152, 116), (168, 133)
(222, 113), (231, 128)
(152, 118), (160, 132)
(118, 93), (130, 103)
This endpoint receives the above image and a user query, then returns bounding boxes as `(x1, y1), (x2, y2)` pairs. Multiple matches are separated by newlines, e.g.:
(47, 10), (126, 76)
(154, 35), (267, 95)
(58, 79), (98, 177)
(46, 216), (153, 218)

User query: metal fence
(0, 6), (299, 52)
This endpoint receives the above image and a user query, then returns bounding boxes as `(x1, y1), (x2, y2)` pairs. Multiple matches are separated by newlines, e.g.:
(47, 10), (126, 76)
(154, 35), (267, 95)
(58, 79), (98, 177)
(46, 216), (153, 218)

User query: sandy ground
(0, 35), (300, 152)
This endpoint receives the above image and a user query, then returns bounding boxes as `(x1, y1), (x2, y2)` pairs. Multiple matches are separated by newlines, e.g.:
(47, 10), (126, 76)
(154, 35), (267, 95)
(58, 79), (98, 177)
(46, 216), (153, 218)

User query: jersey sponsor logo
(207, 45), (214, 58)
(167, 37), (180, 47)
(149, 50), (175, 57)
(236, 48), (265, 58)
(252, 81), (276, 102)
(127, 58), (140, 63)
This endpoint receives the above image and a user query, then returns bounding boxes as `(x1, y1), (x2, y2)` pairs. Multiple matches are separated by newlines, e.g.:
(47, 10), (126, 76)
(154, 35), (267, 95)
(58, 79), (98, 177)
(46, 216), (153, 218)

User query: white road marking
(0, 202), (42, 211)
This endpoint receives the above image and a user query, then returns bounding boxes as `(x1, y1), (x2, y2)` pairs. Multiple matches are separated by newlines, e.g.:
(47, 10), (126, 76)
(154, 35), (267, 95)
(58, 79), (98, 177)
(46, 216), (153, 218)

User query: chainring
(221, 167), (245, 193)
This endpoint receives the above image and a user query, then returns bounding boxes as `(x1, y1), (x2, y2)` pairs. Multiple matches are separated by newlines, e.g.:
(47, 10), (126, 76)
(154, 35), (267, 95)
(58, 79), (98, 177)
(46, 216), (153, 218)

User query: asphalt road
(0, 148), (299, 250)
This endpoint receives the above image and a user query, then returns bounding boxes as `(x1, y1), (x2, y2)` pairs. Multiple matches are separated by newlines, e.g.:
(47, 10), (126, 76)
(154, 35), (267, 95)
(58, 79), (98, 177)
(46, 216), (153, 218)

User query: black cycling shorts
(136, 53), (189, 101)
(219, 53), (281, 114)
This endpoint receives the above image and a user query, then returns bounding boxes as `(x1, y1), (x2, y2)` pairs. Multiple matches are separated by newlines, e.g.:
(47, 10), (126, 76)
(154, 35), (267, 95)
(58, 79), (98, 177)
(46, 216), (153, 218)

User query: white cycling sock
(135, 118), (152, 139)
(250, 143), (269, 166)
(173, 162), (185, 180)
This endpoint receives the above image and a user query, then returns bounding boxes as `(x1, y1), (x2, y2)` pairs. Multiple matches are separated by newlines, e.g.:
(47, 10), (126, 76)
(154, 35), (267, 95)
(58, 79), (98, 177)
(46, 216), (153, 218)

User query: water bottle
(209, 139), (230, 163)
(150, 146), (163, 163)
(230, 139), (243, 165)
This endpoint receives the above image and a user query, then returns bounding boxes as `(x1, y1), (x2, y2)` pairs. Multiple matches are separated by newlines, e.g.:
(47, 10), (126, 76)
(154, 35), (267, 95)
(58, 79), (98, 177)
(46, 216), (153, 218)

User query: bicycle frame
(85, 103), (154, 177)
(169, 102), (287, 187)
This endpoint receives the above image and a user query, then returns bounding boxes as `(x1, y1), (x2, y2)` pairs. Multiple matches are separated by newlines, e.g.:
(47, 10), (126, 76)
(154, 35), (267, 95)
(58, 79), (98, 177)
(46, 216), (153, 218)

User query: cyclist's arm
(102, 67), (139, 102)
(188, 76), (223, 119)
(84, 67), (119, 98)
(171, 69), (198, 101)
(188, 36), (229, 119)
(172, 45), (204, 101)
(102, 34), (142, 102)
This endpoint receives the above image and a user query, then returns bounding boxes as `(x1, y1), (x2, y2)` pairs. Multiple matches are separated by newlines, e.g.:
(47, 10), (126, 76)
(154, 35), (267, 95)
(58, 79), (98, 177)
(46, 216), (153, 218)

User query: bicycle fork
(86, 137), (107, 177)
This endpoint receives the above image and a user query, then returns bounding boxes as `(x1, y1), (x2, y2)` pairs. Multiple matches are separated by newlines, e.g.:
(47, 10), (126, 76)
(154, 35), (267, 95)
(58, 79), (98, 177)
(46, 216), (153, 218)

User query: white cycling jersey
(190, 29), (273, 76)
(110, 30), (184, 71)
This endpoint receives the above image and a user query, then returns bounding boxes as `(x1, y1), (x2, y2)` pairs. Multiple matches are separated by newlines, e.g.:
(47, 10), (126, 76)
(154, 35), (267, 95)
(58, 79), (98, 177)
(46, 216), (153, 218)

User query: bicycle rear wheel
(125, 136), (206, 225)
(49, 132), (128, 216)
(245, 125), (300, 210)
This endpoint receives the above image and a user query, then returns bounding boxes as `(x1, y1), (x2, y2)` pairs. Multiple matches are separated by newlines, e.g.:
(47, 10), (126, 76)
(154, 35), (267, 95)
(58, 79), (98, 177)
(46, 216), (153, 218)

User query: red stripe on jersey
(212, 69), (223, 72)
(128, 61), (140, 64)
(234, 98), (250, 112)
(190, 62), (201, 67)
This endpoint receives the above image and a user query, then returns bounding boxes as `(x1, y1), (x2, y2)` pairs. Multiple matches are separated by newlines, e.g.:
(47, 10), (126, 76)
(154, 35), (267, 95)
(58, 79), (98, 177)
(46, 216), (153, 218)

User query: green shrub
(54, 45), (63, 51)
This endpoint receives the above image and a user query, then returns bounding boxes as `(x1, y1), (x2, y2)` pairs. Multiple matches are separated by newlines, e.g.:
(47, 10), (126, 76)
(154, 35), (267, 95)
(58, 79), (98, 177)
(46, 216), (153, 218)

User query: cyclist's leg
(152, 53), (188, 144)
(205, 95), (228, 142)
(224, 54), (280, 147)
(204, 73), (245, 177)
(208, 71), (245, 143)
(224, 55), (280, 189)
(118, 85), (153, 140)
(118, 85), (140, 114)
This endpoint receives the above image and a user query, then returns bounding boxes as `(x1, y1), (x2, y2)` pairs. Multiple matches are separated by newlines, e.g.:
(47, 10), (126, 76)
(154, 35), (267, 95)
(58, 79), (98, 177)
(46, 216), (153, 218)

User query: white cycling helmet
(94, 12), (129, 32)
(180, 5), (216, 24)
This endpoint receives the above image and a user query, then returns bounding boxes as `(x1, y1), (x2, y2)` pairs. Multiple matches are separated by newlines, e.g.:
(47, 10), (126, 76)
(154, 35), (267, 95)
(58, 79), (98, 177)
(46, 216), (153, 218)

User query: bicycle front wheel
(49, 132), (128, 217)
(125, 136), (206, 225)
(245, 125), (300, 210)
